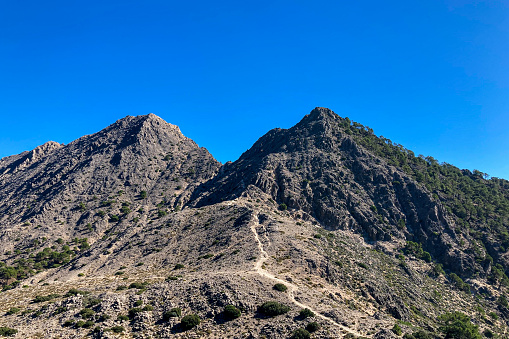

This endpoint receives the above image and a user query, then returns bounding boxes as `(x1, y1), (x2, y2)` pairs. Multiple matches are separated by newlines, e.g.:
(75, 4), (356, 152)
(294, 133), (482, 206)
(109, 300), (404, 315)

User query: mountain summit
(0, 108), (507, 338)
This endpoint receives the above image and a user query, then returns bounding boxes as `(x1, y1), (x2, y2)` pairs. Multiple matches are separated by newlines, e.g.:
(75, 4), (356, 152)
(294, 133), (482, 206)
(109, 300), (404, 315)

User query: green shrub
(174, 264), (185, 270)
(313, 234), (322, 239)
(181, 314), (200, 330)
(438, 312), (481, 339)
(273, 283), (288, 292)
(392, 323), (402, 335)
(75, 320), (86, 328)
(110, 325), (125, 333)
(129, 282), (145, 289)
(82, 320), (94, 328)
(290, 328), (311, 339)
(134, 300), (143, 306)
(80, 308), (95, 319)
(223, 305), (241, 319)
(278, 203), (287, 211)
(449, 273), (470, 293)
(306, 322), (320, 333)
(109, 215), (119, 222)
(163, 307), (182, 320)
(258, 301), (290, 316)
(116, 285), (127, 291)
(142, 305), (154, 311)
(0, 327), (17, 336)
(299, 308), (314, 318)
(63, 319), (75, 327)
(6, 307), (20, 315)
(140, 191), (147, 199)
(117, 315), (129, 321)
(33, 294), (60, 303)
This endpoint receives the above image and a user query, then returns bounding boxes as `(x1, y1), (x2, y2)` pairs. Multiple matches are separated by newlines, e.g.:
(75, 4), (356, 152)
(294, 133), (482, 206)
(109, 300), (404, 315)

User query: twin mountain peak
(0, 107), (507, 338)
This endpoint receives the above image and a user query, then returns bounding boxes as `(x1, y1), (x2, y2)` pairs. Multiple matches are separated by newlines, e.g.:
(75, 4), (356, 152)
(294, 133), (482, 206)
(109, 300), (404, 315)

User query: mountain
(0, 108), (507, 338)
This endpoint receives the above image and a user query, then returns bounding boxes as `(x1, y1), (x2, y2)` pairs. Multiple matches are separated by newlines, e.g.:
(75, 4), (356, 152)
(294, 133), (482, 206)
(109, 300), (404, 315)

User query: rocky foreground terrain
(1, 108), (509, 338)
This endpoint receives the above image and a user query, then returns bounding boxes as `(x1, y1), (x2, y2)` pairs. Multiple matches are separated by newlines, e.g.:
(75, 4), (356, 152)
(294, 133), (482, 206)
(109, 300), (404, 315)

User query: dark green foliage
(116, 285), (127, 291)
(140, 190), (147, 199)
(142, 305), (154, 311)
(110, 325), (125, 333)
(299, 308), (314, 318)
(357, 262), (368, 269)
(290, 328), (311, 339)
(273, 283), (288, 292)
(181, 314), (200, 330)
(279, 203), (287, 211)
(6, 307), (20, 315)
(306, 322), (320, 333)
(33, 294), (60, 303)
(134, 300), (143, 306)
(392, 323), (402, 335)
(84, 297), (102, 308)
(158, 209), (168, 217)
(438, 312), (481, 339)
(449, 273), (470, 293)
(128, 282), (146, 289)
(80, 308), (95, 319)
(120, 206), (130, 214)
(497, 295), (508, 307)
(403, 241), (432, 262)
(163, 307), (182, 320)
(75, 320), (86, 328)
(313, 234), (322, 239)
(82, 320), (94, 328)
(174, 264), (185, 270)
(0, 327), (17, 336)
(109, 215), (119, 222)
(63, 319), (75, 327)
(258, 301), (290, 316)
(117, 315), (129, 321)
(223, 305), (241, 319)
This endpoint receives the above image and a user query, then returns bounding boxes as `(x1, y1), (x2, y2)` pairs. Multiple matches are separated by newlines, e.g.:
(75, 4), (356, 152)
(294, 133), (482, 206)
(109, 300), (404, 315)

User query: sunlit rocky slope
(0, 108), (508, 339)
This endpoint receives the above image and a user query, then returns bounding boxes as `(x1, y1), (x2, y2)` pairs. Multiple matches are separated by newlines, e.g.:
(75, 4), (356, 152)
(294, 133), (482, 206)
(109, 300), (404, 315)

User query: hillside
(0, 108), (508, 338)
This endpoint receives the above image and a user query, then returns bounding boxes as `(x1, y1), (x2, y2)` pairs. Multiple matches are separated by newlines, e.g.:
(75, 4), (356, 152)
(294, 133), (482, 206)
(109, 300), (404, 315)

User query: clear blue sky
(1, 0), (508, 179)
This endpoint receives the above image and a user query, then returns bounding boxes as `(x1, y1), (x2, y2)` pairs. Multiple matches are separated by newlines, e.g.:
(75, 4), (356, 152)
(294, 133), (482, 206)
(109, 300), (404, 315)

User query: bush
(6, 307), (20, 315)
(63, 319), (75, 327)
(299, 308), (314, 318)
(0, 327), (17, 336)
(163, 307), (182, 320)
(80, 308), (95, 319)
(109, 215), (119, 222)
(278, 203), (287, 211)
(181, 314), (200, 330)
(174, 264), (185, 270)
(392, 323), (402, 335)
(306, 322), (320, 333)
(140, 191), (147, 199)
(223, 305), (241, 319)
(258, 301), (290, 316)
(438, 312), (481, 339)
(110, 325), (125, 333)
(117, 315), (129, 321)
(33, 294), (60, 303)
(129, 282), (145, 289)
(142, 305), (154, 311)
(290, 328), (311, 339)
(273, 283), (288, 292)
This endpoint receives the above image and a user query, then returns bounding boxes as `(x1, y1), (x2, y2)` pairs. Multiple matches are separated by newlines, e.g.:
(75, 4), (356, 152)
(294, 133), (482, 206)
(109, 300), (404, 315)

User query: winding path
(249, 215), (366, 337)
